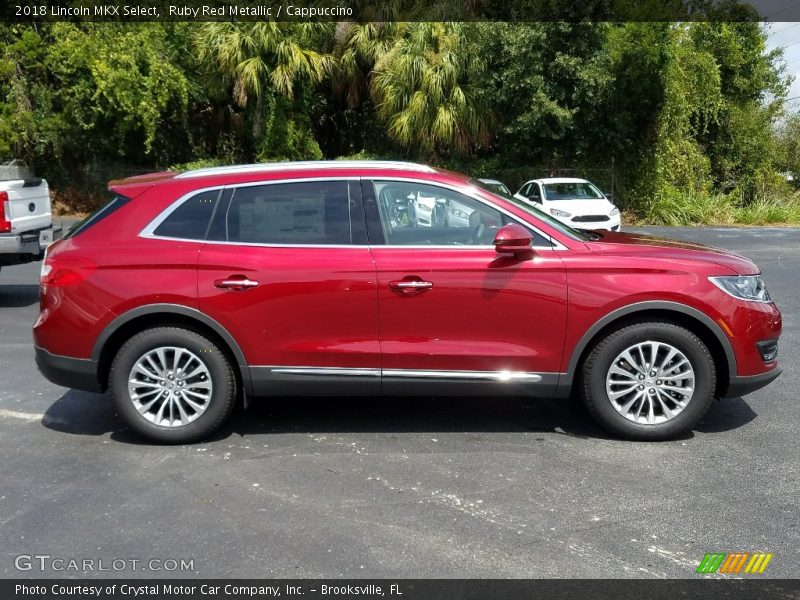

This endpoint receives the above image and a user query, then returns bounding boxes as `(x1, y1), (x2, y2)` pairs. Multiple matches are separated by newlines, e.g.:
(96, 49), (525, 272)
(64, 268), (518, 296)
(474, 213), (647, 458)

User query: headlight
(453, 210), (470, 220)
(550, 208), (571, 218)
(610, 207), (620, 216)
(709, 275), (771, 303)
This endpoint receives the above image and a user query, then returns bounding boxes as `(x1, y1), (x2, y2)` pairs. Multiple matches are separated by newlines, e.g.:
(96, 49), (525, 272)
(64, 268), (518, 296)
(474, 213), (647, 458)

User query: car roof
(109, 160), (467, 197)
(478, 178), (506, 185)
(172, 160), (437, 179)
(533, 177), (592, 184)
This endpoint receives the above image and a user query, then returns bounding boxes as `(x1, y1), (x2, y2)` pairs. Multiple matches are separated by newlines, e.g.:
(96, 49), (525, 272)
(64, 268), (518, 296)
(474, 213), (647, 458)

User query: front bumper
(722, 366), (783, 398)
(35, 346), (103, 393)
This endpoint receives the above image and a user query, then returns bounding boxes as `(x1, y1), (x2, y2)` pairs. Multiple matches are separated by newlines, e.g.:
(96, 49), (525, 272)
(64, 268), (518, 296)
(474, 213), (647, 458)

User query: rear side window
(65, 194), (131, 239)
(153, 190), (220, 240)
(212, 181), (352, 245)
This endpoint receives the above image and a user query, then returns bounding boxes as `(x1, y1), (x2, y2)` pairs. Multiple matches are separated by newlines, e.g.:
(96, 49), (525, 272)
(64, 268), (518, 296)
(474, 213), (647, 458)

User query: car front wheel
(109, 327), (237, 443)
(581, 321), (716, 440)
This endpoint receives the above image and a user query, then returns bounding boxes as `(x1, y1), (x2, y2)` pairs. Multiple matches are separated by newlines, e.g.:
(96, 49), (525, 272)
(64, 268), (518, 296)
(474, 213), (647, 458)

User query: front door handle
(214, 276), (259, 291)
(388, 278), (433, 294)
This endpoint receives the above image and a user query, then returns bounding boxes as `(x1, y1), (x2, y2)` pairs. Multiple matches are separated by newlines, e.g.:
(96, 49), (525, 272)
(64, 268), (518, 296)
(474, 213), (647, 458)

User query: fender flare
(564, 300), (737, 380)
(92, 303), (253, 396)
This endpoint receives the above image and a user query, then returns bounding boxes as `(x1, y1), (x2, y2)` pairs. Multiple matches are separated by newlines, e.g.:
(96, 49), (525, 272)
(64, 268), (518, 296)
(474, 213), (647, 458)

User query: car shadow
(41, 389), (119, 436)
(214, 394), (610, 440)
(0, 284), (39, 308)
(42, 391), (609, 443)
(41, 390), (758, 444)
(695, 396), (757, 433)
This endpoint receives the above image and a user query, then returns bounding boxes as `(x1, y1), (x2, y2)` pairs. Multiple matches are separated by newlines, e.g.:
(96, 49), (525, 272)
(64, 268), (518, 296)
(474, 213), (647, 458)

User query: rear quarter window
(153, 190), (220, 240)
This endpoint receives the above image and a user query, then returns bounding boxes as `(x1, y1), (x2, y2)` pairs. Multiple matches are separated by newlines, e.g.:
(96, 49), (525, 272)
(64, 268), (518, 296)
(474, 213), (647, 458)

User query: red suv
(33, 162), (782, 442)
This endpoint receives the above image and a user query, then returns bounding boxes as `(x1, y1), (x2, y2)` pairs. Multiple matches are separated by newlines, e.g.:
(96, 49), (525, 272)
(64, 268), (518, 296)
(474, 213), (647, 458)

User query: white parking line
(0, 408), (44, 421)
(0, 408), (74, 428)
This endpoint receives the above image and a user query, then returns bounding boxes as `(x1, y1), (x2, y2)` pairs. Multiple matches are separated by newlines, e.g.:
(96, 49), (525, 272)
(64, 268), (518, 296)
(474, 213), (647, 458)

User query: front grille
(572, 215), (609, 223)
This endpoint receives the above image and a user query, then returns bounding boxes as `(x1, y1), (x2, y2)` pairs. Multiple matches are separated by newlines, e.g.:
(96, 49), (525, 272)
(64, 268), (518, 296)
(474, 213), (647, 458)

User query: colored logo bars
(697, 552), (774, 574)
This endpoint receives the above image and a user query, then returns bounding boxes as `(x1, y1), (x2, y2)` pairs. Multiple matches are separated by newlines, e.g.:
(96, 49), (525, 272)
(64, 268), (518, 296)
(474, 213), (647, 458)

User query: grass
(629, 189), (800, 227)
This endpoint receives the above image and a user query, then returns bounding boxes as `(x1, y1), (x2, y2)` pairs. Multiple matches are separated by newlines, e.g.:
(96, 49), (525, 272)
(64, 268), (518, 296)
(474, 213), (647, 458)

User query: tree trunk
(252, 93), (265, 140)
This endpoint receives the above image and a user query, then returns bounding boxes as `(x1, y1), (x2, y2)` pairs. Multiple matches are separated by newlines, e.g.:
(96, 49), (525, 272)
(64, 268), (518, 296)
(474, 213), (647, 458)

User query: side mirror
(493, 223), (533, 257)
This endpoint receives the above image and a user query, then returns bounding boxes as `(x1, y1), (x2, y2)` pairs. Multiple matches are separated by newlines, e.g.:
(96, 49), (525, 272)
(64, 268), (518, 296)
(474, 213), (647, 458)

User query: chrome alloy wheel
(127, 346), (213, 427)
(605, 341), (695, 425)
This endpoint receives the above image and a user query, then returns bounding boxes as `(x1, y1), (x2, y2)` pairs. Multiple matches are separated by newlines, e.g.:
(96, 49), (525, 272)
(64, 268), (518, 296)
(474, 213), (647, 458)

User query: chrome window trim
(261, 366), (550, 382)
(366, 176), (566, 251)
(140, 175), (566, 251)
(139, 177), (361, 245)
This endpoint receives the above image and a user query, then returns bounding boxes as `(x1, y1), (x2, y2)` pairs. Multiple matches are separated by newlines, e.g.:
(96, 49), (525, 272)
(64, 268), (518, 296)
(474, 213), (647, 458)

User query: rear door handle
(214, 276), (259, 291)
(388, 278), (433, 294)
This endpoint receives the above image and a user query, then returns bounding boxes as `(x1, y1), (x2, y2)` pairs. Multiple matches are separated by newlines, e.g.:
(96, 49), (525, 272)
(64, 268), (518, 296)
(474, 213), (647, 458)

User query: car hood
(543, 198), (616, 215)
(586, 230), (759, 275)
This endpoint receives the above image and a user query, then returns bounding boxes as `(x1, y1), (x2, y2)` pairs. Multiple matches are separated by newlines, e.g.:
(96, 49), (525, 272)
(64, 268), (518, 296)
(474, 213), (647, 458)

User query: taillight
(0, 191), (10, 233)
(40, 255), (96, 286)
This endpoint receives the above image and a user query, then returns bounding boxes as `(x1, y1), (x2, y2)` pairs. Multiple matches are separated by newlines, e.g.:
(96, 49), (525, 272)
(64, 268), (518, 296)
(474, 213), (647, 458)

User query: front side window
(214, 181), (352, 245)
(373, 181), (551, 247)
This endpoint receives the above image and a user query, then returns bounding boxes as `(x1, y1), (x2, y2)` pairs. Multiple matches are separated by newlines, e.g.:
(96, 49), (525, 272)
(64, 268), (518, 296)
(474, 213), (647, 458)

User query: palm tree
(369, 23), (491, 157)
(332, 21), (405, 108)
(195, 23), (333, 140)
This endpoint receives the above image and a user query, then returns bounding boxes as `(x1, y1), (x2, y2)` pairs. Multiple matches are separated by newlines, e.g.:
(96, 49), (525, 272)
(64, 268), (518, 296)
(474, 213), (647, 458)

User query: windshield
(482, 181), (511, 196)
(470, 179), (592, 242)
(543, 182), (605, 201)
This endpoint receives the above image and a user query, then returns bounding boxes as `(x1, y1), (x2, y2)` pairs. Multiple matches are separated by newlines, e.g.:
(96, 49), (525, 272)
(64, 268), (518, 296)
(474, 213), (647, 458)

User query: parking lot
(1, 225), (798, 578)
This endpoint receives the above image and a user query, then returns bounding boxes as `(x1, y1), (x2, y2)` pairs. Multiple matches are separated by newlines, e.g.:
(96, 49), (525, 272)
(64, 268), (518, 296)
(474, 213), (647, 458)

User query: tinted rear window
(65, 194), (131, 239)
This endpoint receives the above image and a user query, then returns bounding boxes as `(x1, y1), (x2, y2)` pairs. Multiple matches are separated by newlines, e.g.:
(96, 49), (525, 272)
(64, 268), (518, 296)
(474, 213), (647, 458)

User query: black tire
(109, 327), (237, 443)
(581, 321), (715, 441)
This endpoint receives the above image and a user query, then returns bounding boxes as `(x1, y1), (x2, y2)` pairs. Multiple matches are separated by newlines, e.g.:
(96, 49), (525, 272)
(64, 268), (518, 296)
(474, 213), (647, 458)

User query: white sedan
(513, 177), (621, 231)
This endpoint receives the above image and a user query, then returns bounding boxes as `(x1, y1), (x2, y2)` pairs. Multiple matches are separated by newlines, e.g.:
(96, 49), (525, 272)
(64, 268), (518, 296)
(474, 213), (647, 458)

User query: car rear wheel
(581, 321), (715, 440)
(109, 327), (236, 443)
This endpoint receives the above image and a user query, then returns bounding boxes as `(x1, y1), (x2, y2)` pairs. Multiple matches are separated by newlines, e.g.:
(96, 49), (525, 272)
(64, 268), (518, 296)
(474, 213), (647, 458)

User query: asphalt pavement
(0, 226), (797, 579)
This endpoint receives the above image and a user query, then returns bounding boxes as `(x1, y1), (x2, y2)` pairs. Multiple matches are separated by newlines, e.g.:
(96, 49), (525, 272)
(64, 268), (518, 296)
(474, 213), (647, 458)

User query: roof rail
(174, 160), (436, 179)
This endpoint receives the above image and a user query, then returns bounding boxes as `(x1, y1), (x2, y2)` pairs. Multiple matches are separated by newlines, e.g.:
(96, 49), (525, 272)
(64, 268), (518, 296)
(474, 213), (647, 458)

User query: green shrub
(169, 158), (232, 172)
(734, 192), (800, 225)
(636, 186), (800, 226)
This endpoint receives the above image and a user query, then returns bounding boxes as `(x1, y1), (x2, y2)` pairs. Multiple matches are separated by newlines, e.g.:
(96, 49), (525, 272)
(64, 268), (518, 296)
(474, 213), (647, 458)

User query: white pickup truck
(0, 162), (62, 273)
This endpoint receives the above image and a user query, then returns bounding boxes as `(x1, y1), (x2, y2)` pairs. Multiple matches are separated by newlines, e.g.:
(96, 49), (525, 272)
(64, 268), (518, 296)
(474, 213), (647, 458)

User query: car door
(364, 179), (568, 396)
(197, 179), (379, 396)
